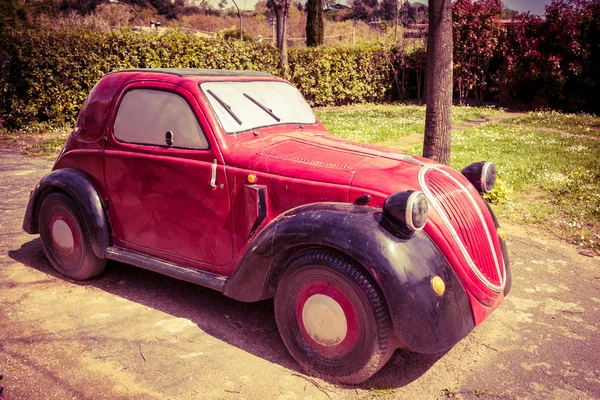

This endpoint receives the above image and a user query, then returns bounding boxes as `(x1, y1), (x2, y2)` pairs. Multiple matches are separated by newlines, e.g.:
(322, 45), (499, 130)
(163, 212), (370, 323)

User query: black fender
(224, 202), (475, 354)
(22, 168), (110, 259)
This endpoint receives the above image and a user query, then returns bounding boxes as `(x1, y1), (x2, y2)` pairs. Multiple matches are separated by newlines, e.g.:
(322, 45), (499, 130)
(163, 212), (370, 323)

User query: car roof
(108, 68), (273, 78)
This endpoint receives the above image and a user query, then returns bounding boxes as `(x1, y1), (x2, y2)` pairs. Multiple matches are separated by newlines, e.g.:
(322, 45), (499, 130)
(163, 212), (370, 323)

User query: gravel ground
(1, 149), (599, 399)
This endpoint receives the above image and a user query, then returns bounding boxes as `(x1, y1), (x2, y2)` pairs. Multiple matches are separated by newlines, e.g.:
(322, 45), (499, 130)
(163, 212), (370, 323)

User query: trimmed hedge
(289, 45), (391, 107)
(0, 28), (395, 129)
(0, 28), (280, 128)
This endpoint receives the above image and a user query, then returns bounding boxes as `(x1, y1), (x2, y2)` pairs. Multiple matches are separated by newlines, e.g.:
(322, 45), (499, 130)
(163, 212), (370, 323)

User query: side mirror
(165, 130), (174, 147)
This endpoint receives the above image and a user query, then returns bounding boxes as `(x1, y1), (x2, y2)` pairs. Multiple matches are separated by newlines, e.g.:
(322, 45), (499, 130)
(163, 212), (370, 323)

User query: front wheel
(274, 250), (394, 384)
(38, 192), (106, 280)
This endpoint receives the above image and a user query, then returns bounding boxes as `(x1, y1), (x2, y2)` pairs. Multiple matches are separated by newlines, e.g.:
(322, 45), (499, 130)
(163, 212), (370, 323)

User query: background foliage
(289, 45), (391, 106)
(0, 28), (395, 128)
(452, 0), (600, 111)
(1, 0), (599, 129)
(0, 28), (280, 128)
(452, 0), (503, 105)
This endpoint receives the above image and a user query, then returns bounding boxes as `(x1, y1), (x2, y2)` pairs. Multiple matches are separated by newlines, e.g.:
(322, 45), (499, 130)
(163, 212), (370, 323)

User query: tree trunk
(416, 69), (422, 102)
(422, 69), (427, 103)
(423, 0), (453, 165)
(499, 78), (508, 107)
(306, 0), (324, 46)
(230, 0), (243, 40)
(401, 62), (405, 101)
(477, 63), (490, 105)
(273, 0), (290, 73)
(458, 82), (466, 105)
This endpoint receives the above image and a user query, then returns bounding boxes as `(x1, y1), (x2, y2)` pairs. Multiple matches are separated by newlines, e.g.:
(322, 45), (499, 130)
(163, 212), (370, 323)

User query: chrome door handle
(210, 159), (218, 188)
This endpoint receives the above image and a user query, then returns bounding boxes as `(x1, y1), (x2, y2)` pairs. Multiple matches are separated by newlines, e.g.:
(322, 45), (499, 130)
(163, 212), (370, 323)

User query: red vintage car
(23, 68), (511, 384)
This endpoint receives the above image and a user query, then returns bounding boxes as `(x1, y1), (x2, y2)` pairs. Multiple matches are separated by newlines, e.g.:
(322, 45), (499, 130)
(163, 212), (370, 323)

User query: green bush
(0, 27), (397, 129)
(482, 177), (510, 204)
(0, 28), (280, 129)
(288, 44), (392, 107)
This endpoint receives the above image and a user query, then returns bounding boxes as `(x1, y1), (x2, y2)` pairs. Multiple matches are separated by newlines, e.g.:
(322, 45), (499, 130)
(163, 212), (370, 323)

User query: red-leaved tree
(495, 0), (599, 110)
(493, 12), (543, 106)
(452, 0), (504, 105)
(533, 0), (597, 109)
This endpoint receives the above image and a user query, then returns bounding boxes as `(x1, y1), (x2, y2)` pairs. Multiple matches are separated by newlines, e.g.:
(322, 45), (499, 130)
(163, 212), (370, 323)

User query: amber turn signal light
(497, 228), (508, 241)
(431, 276), (445, 296)
(247, 174), (257, 184)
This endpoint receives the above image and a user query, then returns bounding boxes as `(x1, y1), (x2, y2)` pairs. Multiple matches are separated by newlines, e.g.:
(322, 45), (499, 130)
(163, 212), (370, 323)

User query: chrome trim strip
(405, 191), (427, 231)
(418, 165), (506, 292)
(106, 246), (228, 291)
(405, 191), (417, 231)
(481, 162), (493, 193)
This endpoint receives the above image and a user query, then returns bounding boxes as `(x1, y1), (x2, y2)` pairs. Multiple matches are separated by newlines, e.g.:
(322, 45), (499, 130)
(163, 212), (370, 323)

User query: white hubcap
(302, 294), (347, 346)
(51, 220), (74, 255)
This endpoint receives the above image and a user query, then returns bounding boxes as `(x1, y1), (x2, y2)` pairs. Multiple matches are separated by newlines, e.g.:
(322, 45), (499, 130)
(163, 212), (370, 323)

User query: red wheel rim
(294, 280), (360, 357)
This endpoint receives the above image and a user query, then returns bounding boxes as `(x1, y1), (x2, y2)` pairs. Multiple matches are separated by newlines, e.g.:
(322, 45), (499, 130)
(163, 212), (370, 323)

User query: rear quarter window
(72, 80), (117, 142)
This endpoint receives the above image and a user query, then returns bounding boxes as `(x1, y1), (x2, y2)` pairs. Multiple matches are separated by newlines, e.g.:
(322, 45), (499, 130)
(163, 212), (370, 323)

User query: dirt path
(375, 112), (524, 151)
(451, 111), (524, 133)
(1, 149), (599, 399)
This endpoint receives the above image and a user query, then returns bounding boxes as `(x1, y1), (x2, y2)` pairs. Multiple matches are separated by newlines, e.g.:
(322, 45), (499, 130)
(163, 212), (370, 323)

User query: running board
(105, 247), (228, 291)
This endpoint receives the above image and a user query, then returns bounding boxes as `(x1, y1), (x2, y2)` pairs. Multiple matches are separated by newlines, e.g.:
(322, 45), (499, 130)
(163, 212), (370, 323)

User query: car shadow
(9, 238), (445, 389)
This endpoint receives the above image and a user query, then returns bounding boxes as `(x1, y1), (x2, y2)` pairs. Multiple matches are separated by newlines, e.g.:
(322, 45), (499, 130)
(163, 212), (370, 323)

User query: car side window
(113, 89), (209, 149)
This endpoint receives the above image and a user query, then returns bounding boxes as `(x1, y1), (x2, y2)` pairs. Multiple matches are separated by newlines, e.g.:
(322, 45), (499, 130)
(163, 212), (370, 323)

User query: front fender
(22, 168), (110, 259)
(484, 200), (512, 296)
(224, 202), (474, 354)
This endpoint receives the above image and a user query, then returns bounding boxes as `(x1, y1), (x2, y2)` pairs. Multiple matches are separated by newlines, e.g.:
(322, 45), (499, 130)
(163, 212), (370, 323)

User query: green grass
(510, 110), (600, 137)
(2, 105), (599, 252)
(452, 122), (600, 251)
(0, 123), (69, 159)
(315, 104), (502, 144)
(319, 104), (600, 253)
(22, 135), (69, 158)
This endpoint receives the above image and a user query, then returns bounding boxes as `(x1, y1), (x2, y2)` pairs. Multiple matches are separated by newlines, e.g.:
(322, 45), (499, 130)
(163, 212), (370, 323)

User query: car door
(104, 81), (234, 270)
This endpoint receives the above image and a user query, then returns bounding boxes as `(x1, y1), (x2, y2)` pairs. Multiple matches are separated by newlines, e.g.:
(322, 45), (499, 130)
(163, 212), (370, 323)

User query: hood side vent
(314, 135), (392, 153)
(259, 140), (367, 170)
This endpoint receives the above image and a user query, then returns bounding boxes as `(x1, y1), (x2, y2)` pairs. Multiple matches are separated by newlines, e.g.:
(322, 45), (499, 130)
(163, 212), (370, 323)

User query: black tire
(274, 250), (394, 384)
(38, 192), (106, 280)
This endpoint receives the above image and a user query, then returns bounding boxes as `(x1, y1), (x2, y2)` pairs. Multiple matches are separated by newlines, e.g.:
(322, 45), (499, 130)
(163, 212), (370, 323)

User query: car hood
(224, 130), (507, 309)
(224, 131), (432, 203)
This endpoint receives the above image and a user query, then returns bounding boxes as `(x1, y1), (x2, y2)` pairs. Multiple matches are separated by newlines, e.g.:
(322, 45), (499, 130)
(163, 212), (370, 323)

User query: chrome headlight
(462, 161), (496, 193)
(383, 190), (429, 232)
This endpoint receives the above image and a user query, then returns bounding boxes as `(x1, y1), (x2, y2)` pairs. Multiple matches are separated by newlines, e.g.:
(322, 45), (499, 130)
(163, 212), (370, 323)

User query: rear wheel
(274, 250), (394, 384)
(38, 192), (106, 280)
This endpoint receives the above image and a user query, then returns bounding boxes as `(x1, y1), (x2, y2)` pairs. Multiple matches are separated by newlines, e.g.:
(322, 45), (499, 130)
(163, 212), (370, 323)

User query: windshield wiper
(243, 93), (281, 122)
(207, 89), (242, 125)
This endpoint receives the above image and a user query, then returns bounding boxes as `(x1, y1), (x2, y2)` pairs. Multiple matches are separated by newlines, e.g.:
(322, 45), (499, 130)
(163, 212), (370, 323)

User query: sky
(410, 0), (551, 15)
(497, 0), (551, 15)
(232, 0), (552, 15)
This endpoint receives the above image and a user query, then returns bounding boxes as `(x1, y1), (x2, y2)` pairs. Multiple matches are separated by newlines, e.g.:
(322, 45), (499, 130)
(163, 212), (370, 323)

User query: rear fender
(23, 168), (110, 259)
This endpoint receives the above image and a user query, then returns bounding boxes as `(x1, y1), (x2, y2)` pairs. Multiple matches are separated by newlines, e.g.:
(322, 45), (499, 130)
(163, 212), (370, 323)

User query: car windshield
(200, 81), (316, 134)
